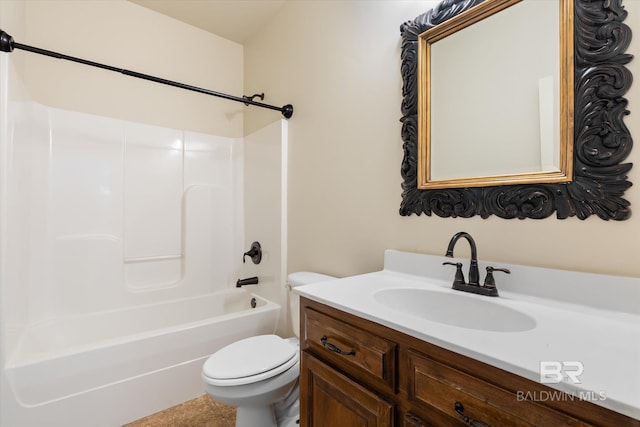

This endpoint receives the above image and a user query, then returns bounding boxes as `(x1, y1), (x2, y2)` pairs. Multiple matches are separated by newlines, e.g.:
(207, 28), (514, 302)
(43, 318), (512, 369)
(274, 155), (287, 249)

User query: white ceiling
(129, 0), (287, 44)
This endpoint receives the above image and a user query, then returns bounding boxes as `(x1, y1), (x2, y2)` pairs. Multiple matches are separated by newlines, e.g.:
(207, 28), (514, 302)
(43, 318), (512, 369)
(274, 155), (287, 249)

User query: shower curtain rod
(0, 29), (293, 119)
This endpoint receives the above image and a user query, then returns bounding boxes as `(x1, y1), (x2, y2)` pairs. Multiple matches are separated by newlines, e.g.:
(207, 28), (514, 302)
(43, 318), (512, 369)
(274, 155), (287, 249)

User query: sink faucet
(445, 231), (479, 286)
(444, 231), (509, 297)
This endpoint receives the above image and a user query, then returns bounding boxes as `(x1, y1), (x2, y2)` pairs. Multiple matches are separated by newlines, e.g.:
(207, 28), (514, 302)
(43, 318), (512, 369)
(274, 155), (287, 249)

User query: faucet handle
(243, 241), (262, 264)
(443, 262), (465, 286)
(483, 266), (510, 290)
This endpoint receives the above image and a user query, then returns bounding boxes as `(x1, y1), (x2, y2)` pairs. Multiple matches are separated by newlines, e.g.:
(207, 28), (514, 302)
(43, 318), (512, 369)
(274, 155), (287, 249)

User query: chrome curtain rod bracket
(0, 29), (294, 119)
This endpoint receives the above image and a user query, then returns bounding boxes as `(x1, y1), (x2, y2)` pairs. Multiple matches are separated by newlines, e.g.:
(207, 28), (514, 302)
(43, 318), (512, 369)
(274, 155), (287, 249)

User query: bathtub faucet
(236, 276), (259, 287)
(243, 241), (262, 264)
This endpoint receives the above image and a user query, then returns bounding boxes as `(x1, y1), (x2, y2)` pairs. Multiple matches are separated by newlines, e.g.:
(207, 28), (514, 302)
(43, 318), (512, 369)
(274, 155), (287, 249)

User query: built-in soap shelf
(124, 254), (183, 264)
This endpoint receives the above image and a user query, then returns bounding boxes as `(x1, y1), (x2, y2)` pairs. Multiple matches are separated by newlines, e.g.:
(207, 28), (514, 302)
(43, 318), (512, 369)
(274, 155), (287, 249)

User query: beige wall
(1, 0), (244, 137)
(4, 0), (639, 279)
(245, 0), (640, 279)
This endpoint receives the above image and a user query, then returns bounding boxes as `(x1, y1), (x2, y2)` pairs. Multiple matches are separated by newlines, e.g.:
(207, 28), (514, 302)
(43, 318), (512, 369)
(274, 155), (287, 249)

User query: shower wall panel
(2, 93), (242, 354)
(243, 120), (288, 333)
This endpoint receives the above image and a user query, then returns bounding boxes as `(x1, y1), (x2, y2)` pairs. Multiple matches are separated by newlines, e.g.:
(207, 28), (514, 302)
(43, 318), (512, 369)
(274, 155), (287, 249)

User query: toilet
(202, 272), (335, 427)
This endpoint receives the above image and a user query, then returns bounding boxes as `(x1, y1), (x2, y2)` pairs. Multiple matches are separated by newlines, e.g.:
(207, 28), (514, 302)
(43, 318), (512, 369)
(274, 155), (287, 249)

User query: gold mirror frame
(417, 0), (574, 189)
(399, 0), (633, 220)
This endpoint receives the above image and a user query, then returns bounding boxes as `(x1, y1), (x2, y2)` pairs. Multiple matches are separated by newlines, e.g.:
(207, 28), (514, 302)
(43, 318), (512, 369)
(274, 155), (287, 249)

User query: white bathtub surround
(0, 55), (289, 426)
(295, 249), (640, 420)
(5, 96), (242, 315)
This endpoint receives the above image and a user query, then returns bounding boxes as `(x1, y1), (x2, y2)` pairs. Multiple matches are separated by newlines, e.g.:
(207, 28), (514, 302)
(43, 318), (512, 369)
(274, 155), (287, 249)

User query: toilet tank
(287, 272), (336, 337)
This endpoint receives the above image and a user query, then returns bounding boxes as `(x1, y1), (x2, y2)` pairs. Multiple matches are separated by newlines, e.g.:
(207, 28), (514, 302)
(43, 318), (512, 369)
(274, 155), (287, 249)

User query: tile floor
(123, 395), (235, 427)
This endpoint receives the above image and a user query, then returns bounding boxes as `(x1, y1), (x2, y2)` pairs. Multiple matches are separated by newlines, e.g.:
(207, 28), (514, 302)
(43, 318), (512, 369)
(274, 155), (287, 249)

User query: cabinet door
(301, 352), (393, 427)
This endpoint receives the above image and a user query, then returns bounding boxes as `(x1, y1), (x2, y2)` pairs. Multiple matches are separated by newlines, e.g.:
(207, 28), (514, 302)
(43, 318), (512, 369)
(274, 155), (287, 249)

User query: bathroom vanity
(296, 250), (640, 426)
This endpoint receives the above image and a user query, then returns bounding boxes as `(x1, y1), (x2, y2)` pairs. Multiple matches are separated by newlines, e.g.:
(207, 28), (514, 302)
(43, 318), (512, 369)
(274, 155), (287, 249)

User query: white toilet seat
(203, 335), (299, 386)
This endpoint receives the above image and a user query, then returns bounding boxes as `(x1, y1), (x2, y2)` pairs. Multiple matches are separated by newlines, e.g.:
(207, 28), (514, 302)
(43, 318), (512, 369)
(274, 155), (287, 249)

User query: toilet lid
(203, 335), (298, 386)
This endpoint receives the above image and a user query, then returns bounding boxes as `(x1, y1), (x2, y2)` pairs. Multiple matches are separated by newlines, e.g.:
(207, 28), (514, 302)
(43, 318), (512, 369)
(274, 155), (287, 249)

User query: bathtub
(3, 288), (280, 426)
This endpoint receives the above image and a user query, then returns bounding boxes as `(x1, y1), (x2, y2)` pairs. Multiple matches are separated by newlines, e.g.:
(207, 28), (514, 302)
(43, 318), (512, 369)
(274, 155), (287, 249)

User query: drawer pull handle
(454, 402), (492, 427)
(320, 336), (356, 356)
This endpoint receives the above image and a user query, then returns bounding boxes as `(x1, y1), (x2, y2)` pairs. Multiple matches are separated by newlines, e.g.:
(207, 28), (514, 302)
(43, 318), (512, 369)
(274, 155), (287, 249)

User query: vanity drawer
(406, 350), (583, 427)
(303, 307), (396, 390)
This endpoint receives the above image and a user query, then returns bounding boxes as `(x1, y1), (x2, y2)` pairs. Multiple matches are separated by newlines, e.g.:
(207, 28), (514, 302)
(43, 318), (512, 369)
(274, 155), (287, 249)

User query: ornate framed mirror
(399, 0), (633, 219)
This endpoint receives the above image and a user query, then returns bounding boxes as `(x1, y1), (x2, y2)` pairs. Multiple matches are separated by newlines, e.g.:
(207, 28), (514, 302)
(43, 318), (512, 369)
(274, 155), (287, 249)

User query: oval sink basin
(374, 288), (536, 332)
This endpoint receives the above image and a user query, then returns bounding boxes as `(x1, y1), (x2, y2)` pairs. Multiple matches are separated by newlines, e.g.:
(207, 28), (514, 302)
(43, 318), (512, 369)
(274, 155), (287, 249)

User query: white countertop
(294, 250), (640, 420)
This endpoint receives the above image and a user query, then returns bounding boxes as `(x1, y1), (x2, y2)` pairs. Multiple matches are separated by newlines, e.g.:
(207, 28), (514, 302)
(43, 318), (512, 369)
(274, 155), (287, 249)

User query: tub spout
(236, 276), (259, 287)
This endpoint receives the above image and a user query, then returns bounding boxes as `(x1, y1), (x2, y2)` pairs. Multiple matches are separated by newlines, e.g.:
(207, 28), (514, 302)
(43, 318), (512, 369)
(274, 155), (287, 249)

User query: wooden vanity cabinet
(299, 297), (640, 427)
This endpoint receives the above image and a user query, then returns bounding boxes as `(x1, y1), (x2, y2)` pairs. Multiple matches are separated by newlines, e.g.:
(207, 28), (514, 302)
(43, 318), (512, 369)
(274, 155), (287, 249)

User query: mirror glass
(418, 0), (573, 189)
